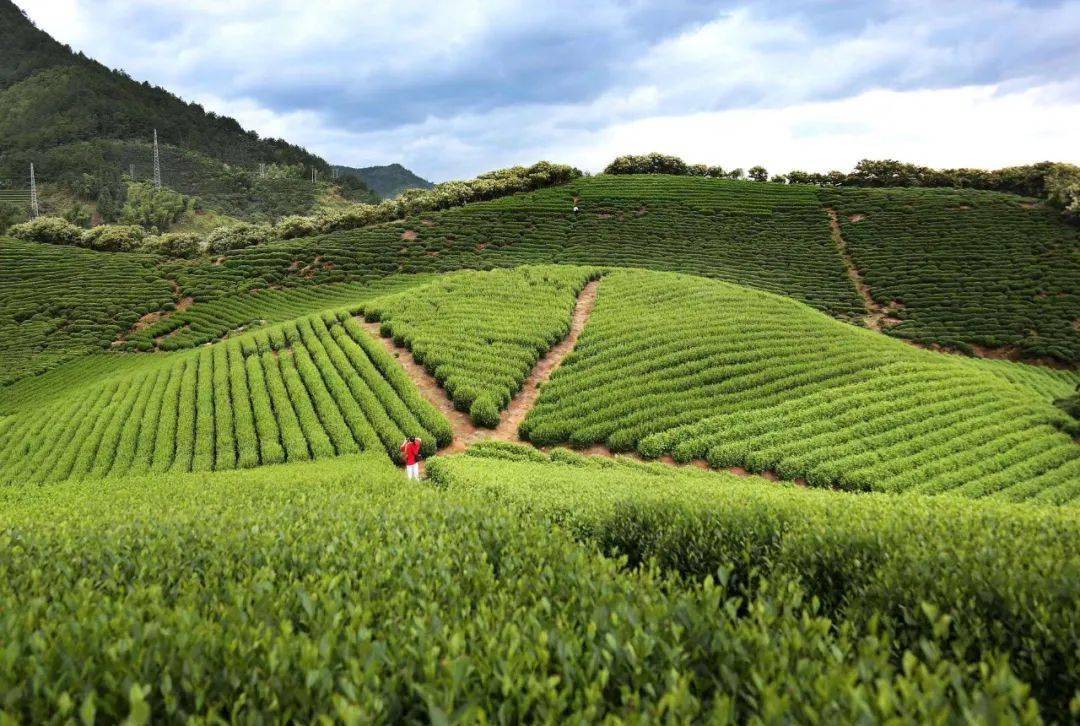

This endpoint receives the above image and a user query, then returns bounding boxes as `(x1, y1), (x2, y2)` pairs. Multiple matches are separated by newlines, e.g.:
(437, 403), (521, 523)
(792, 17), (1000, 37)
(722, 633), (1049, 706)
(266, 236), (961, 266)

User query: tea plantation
(1, 172), (1078, 721)
(521, 269), (1080, 502)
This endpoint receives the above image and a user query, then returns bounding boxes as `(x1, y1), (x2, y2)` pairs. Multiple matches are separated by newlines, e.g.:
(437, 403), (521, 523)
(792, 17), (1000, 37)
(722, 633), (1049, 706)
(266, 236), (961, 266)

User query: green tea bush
(0, 238), (172, 384)
(0, 313), (452, 484)
(428, 447), (1079, 719)
(521, 269), (1080, 502)
(469, 393), (500, 428)
(0, 456), (1044, 722)
(824, 186), (1080, 361)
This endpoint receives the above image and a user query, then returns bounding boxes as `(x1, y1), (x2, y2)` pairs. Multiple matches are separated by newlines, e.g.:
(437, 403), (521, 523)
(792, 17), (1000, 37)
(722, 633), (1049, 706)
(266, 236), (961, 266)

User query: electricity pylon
(152, 129), (162, 189)
(29, 163), (39, 219)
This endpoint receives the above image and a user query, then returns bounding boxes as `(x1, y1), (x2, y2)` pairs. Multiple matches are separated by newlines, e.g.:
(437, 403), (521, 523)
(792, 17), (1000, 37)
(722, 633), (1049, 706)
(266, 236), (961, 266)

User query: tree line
(604, 153), (1080, 220)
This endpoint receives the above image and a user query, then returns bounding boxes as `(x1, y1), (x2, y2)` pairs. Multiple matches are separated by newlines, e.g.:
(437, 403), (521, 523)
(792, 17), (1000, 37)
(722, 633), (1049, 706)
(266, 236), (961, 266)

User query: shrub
(469, 394), (500, 427)
(0, 201), (25, 235)
(81, 224), (146, 252)
(274, 214), (324, 240)
(145, 232), (203, 258)
(119, 181), (189, 230)
(604, 153), (688, 176)
(206, 222), (271, 253)
(9, 216), (84, 246)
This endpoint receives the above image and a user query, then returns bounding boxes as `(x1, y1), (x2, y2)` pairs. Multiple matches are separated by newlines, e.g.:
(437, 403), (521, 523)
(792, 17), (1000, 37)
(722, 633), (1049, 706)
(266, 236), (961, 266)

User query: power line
(29, 163), (39, 219)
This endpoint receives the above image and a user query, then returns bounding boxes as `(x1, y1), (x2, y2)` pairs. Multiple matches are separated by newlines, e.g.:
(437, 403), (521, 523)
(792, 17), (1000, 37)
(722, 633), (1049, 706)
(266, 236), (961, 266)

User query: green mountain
(0, 1), (380, 222)
(333, 163), (434, 199)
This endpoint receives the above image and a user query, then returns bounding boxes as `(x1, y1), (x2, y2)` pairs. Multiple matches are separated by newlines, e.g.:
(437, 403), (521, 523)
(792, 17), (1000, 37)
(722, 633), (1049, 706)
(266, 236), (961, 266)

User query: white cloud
(18, 1), (1080, 180)
(207, 83), (1080, 181)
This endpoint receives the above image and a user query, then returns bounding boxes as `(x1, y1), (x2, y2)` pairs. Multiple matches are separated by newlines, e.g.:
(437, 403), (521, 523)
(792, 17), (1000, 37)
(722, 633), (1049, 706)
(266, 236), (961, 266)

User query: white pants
(406, 463), (420, 480)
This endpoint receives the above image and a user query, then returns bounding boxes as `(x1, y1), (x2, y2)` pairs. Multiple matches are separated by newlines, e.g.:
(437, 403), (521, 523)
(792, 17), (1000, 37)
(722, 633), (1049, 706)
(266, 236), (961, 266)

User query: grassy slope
(521, 269), (1079, 502)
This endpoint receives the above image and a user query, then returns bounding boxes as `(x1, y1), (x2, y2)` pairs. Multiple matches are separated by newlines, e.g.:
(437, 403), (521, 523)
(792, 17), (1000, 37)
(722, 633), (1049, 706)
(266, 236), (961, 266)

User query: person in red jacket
(400, 436), (422, 480)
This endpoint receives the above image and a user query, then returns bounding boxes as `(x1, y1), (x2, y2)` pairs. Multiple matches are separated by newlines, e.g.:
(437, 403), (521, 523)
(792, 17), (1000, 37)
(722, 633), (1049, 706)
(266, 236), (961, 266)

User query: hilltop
(333, 163), (434, 199)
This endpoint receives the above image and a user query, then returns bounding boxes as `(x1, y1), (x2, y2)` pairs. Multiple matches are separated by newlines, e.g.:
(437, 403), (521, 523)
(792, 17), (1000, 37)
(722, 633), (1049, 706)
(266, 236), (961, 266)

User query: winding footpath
(359, 279), (805, 484)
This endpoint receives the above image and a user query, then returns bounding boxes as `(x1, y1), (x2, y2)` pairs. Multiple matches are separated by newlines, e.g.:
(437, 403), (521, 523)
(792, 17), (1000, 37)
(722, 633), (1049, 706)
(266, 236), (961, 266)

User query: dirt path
(491, 280), (598, 440)
(359, 280), (600, 456)
(826, 208), (902, 331)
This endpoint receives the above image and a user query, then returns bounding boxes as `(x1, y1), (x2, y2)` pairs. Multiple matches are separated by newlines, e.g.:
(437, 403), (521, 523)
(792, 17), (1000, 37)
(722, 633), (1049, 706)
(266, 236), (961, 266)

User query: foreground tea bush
(429, 444), (1080, 719)
(0, 456), (1043, 722)
(360, 265), (598, 424)
(522, 269), (1080, 502)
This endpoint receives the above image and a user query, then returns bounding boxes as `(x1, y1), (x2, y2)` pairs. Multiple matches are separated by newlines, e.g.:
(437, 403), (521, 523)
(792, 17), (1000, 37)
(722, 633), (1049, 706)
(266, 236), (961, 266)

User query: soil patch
(401, 229), (418, 241)
(847, 213), (866, 223)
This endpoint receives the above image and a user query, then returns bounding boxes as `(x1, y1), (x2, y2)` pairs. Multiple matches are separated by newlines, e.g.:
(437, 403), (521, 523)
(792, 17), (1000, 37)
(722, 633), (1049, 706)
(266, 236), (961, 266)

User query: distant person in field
(400, 436), (422, 480)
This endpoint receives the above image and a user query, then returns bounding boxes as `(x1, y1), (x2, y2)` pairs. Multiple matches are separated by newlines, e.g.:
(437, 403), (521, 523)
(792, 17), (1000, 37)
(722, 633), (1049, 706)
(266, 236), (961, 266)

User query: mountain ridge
(333, 163), (434, 199)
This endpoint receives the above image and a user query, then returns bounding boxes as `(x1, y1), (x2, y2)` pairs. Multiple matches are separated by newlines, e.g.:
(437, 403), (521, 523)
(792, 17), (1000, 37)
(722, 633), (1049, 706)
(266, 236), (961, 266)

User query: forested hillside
(0, 1), (380, 224)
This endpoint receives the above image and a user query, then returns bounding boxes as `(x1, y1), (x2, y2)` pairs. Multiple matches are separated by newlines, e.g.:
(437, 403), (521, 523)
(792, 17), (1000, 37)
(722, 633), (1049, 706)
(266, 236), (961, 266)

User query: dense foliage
(360, 266), (597, 425)
(429, 444), (1080, 718)
(824, 186), (1080, 361)
(0, 455), (1058, 722)
(521, 270), (1080, 502)
(0, 311), (451, 484)
(0, 2), (325, 179)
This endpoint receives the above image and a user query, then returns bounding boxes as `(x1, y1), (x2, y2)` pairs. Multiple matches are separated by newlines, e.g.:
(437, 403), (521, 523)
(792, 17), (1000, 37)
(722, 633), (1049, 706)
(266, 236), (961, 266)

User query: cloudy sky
(21, 0), (1080, 181)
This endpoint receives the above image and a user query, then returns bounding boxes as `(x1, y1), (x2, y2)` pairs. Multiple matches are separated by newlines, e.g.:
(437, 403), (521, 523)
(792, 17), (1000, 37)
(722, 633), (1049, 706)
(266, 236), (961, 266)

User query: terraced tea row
(823, 187), (1080, 362)
(119, 275), (435, 351)
(521, 270), (1080, 503)
(0, 314), (450, 485)
(359, 265), (598, 426)
(0, 238), (173, 384)
(172, 175), (866, 324)
(6, 174), (1078, 392)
